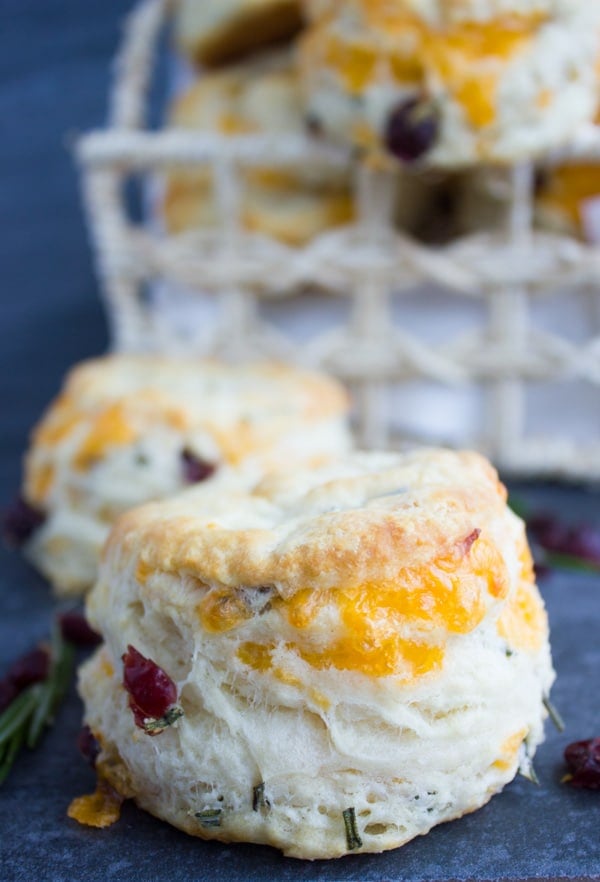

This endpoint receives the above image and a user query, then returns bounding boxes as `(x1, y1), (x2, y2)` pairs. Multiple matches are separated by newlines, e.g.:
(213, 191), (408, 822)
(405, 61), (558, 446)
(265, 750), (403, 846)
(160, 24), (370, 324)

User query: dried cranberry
(7, 647), (50, 690)
(528, 514), (600, 567)
(564, 738), (600, 790)
(384, 97), (439, 163)
(528, 514), (569, 552)
(122, 645), (177, 724)
(457, 528), (481, 556)
(0, 679), (18, 714)
(533, 561), (551, 581)
(77, 725), (101, 769)
(565, 525), (600, 566)
(181, 449), (217, 484)
(0, 645), (50, 713)
(59, 611), (102, 648)
(2, 496), (46, 547)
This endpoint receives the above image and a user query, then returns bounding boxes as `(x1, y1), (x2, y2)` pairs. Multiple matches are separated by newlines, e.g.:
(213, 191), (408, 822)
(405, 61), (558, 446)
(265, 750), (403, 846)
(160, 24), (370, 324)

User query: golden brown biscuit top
(25, 355), (349, 504)
(105, 448), (510, 598)
(93, 449), (545, 683)
(33, 354), (347, 429)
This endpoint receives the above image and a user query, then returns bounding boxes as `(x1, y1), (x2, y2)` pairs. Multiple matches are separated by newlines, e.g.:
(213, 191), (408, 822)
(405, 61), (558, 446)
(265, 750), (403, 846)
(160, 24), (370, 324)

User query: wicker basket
(76, 0), (600, 479)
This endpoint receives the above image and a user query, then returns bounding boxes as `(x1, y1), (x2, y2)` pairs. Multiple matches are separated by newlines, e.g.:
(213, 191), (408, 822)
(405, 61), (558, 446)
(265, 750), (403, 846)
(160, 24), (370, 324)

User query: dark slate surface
(1, 2), (600, 881)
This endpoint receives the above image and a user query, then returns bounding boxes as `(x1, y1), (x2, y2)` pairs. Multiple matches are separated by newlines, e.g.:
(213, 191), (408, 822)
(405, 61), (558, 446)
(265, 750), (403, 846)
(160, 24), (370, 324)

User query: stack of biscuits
(163, 0), (600, 245)
(10, 349), (555, 858)
(164, 0), (356, 248)
(18, 355), (351, 595)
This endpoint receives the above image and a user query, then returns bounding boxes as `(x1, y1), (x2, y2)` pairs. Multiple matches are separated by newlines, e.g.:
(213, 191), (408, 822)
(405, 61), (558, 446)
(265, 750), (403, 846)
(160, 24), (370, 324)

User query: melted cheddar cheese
(202, 534), (509, 681)
(73, 403), (137, 471)
(198, 587), (255, 633)
(321, 27), (421, 94)
(217, 112), (253, 135)
(497, 544), (546, 653)
(69, 394), (189, 471)
(493, 727), (527, 771)
(537, 163), (600, 233)
(497, 580), (546, 653)
(33, 394), (81, 446)
(312, 13), (545, 127)
(67, 778), (124, 829)
(423, 16), (546, 127)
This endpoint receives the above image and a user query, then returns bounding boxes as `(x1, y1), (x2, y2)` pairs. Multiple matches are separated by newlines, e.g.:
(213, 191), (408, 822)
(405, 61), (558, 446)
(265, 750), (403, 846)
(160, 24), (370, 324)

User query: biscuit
(535, 160), (600, 240)
(174, 0), (304, 67)
(299, 0), (600, 166)
(21, 355), (351, 596)
(77, 448), (554, 859)
(163, 56), (355, 246)
(301, 0), (340, 22)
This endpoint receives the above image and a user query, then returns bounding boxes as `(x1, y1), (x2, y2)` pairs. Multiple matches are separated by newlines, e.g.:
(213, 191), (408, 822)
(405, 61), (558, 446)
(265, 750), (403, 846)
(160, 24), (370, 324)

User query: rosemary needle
(0, 620), (76, 785)
(542, 551), (600, 574)
(27, 626), (75, 748)
(0, 728), (26, 785)
(342, 807), (363, 850)
(542, 695), (565, 734)
(0, 687), (41, 747)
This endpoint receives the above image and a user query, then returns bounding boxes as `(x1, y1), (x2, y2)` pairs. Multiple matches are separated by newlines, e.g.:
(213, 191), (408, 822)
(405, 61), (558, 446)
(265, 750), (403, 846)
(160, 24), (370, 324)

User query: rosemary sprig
(542, 695), (565, 733)
(507, 495), (529, 521)
(541, 551), (600, 575)
(252, 781), (270, 812)
(519, 760), (540, 786)
(0, 725), (26, 785)
(194, 808), (222, 828)
(342, 807), (362, 851)
(518, 739), (540, 786)
(0, 623), (75, 786)
(0, 688), (41, 785)
(142, 706), (184, 735)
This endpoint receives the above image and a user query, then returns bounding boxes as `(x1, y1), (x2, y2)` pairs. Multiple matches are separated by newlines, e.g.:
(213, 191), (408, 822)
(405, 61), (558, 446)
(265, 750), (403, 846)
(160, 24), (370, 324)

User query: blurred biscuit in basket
(534, 158), (600, 241)
(298, 0), (600, 167)
(174, 0), (304, 67)
(163, 54), (355, 247)
(446, 155), (600, 243)
(301, 0), (340, 22)
(18, 354), (351, 596)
